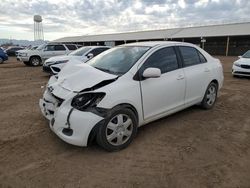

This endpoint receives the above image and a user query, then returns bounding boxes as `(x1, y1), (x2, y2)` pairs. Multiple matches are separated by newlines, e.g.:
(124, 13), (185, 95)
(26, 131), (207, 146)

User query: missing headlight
(71, 92), (105, 111)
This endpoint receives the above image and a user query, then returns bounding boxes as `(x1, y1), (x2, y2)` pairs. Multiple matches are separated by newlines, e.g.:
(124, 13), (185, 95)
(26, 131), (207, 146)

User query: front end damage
(39, 70), (118, 146)
(39, 87), (104, 146)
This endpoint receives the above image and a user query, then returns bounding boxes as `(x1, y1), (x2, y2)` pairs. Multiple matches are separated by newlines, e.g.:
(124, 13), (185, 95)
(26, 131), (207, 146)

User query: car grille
(241, 65), (250, 69)
(234, 71), (250, 75)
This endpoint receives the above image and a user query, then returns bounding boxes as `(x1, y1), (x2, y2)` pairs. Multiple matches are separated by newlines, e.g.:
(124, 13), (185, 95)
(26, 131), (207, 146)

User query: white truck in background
(17, 43), (78, 66)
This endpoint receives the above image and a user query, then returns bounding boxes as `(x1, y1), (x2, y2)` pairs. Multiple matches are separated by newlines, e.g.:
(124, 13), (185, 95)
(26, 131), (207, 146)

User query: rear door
(54, 45), (67, 56)
(139, 47), (186, 120)
(177, 46), (212, 106)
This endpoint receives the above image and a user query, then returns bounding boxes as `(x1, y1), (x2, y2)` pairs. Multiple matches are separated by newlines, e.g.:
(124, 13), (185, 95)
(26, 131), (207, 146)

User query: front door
(139, 47), (186, 120)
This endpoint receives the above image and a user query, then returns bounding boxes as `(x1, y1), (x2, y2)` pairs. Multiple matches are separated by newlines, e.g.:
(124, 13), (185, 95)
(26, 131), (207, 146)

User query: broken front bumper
(39, 88), (103, 146)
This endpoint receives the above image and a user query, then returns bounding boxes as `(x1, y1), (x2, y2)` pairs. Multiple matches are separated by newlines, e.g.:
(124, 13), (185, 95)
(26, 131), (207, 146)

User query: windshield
(242, 50), (250, 58)
(36, 44), (46, 50)
(69, 47), (91, 56)
(87, 46), (150, 75)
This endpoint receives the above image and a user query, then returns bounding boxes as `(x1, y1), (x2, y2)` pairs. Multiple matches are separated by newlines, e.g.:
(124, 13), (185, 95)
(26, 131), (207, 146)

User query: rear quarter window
(179, 46), (206, 67)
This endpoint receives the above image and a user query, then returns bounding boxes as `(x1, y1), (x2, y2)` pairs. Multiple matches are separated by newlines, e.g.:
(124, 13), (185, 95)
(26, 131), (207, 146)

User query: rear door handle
(177, 75), (185, 80)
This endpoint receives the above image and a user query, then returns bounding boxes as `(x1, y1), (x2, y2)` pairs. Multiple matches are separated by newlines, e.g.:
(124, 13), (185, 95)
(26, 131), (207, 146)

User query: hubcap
(32, 58), (40, 66)
(206, 85), (216, 106)
(106, 114), (133, 146)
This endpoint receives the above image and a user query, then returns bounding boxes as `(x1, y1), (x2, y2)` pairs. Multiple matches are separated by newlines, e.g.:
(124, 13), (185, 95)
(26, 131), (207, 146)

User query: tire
(0, 57), (3, 64)
(201, 82), (218, 109)
(23, 61), (31, 66)
(29, 56), (41, 66)
(96, 107), (138, 152)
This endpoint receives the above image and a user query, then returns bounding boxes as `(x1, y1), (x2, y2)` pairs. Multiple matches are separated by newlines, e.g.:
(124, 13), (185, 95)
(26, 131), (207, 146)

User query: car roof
(82, 46), (111, 48)
(120, 41), (193, 47)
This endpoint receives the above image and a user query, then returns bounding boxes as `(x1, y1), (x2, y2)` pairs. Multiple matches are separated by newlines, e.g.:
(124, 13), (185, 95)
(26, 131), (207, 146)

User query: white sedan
(39, 41), (224, 151)
(43, 46), (110, 74)
(232, 50), (250, 77)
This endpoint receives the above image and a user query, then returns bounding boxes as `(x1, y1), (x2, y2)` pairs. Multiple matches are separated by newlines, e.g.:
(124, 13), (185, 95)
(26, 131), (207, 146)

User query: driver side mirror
(238, 56), (242, 58)
(87, 53), (94, 59)
(142, 68), (161, 79)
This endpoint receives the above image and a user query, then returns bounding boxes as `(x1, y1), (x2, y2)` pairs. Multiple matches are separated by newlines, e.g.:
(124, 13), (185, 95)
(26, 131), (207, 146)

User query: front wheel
(29, 57), (41, 66)
(96, 108), (137, 152)
(201, 82), (218, 109)
(0, 57), (3, 64)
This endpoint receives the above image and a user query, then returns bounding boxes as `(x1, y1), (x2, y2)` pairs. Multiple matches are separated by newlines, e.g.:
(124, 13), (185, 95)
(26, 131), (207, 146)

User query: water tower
(33, 15), (44, 41)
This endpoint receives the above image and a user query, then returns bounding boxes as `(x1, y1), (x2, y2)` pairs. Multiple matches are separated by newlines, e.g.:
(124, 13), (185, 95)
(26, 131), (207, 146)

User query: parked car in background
(0, 48), (8, 63)
(43, 46), (111, 74)
(5, 46), (24, 56)
(232, 50), (250, 77)
(39, 41), (224, 151)
(17, 43), (78, 66)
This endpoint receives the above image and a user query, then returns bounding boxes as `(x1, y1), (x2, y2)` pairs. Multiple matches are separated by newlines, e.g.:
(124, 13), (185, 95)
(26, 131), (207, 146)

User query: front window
(242, 50), (250, 58)
(87, 46), (150, 75)
(69, 47), (91, 56)
(36, 44), (46, 50)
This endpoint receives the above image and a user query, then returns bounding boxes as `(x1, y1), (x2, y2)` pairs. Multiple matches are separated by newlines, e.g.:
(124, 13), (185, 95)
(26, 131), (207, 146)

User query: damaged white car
(39, 41), (223, 151)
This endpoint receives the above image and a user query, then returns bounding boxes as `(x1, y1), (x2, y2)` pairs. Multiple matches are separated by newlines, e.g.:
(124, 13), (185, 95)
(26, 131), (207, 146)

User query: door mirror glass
(142, 68), (161, 78)
(87, 53), (94, 59)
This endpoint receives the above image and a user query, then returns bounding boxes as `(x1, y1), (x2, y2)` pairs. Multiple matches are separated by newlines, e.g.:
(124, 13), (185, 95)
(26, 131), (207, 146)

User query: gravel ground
(0, 56), (249, 188)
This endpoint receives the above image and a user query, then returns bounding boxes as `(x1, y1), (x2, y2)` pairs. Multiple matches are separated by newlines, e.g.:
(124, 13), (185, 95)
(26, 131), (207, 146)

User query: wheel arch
(210, 79), (218, 86)
(87, 103), (139, 146)
(29, 55), (42, 62)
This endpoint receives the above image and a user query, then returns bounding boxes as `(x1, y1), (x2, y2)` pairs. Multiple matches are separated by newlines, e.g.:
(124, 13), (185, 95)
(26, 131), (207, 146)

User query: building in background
(53, 22), (250, 56)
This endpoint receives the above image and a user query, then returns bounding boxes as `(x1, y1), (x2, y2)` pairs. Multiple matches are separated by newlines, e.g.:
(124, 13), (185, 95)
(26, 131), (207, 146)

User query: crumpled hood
(235, 58), (250, 65)
(50, 63), (117, 93)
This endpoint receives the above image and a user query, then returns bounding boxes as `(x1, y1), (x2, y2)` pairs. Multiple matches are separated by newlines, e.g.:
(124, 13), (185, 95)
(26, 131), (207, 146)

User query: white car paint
(43, 46), (110, 74)
(39, 41), (223, 150)
(232, 50), (250, 77)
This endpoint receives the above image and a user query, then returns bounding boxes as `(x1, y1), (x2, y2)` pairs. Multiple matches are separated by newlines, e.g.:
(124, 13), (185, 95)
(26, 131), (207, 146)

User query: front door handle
(177, 75), (185, 80)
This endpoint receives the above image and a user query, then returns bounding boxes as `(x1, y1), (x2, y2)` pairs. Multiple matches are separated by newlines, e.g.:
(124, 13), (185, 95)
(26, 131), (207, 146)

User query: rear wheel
(96, 107), (137, 152)
(29, 56), (41, 66)
(201, 82), (218, 109)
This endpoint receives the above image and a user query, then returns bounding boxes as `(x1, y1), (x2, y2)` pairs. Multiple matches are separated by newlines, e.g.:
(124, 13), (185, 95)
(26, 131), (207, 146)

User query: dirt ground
(0, 56), (249, 188)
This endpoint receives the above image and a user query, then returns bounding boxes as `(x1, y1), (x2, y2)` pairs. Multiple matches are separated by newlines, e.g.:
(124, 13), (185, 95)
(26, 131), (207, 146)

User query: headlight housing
(71, 92), (105, 111)
(20, 53), (27, 56)
(234, 62), (241, 67)
(55, 60), (69, 64)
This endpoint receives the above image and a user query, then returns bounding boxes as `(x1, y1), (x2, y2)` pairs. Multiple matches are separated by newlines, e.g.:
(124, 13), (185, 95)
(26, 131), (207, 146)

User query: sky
(0, 0), (249, 41)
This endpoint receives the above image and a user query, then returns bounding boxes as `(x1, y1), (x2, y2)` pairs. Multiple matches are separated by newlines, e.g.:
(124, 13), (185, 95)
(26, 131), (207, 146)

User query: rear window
(66, 45), (77, 50)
